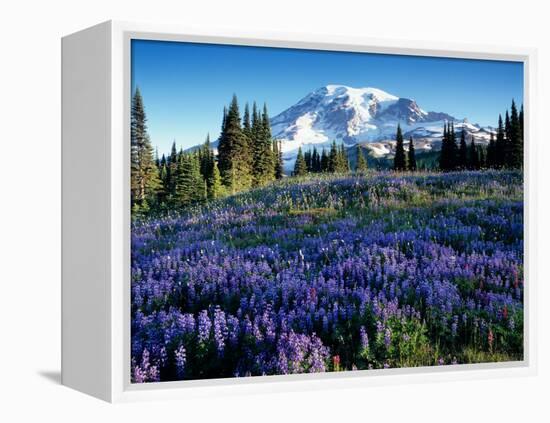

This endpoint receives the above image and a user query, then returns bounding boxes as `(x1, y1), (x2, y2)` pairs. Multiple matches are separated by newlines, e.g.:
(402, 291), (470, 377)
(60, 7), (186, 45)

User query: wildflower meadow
(131, 170), (523, 382)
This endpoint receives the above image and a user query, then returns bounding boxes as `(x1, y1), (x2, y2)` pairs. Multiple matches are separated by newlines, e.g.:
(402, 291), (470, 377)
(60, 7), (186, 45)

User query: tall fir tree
(208, 161), (223, 200)
(407, 137), (417, 171)
(175, 153), (204, 206)
(166, 140), (178, 202)
(519, 104), (524, 141)
(157, 154), (169, 205)
(130, 87), (162, 212)
(304, 150), (313, 172)
(250, 102), (261, 183)
(458, 129), (468, 169)
(273, 140), (284, 179)
(328, 141), (338, 173)
(468, 138), (479, 170)
(478, 146), (486, 169)
(242, 103), (252, 141)
(339, 144), (350, 172)
(439, 123), (448, 170)
(320, 148), (329, 172)
(356, 145), (368, 173)
(249, 102), (275, 186)
(508, 99), (523, 169)
(261, 103), (275, 182)
(393, 124), (406, 171)
(217, 105), (231, 180)
(449, 122), (457, 170)
(199, 134), (215, 195)
(293, 147), (307, 176)
(504, 110), (512, 166)
(495, 114), (506, 168)
(486, 133), (496, 168)
(311, 147), (320, 172)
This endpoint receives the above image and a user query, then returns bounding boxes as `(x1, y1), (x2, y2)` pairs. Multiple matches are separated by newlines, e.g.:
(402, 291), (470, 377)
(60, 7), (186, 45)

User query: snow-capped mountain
(270, 84), (495, 168)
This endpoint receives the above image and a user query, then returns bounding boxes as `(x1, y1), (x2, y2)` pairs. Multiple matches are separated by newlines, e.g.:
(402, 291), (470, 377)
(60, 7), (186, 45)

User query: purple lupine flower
(175, 345), (186, 378)
(197, 310), (212, 343)
(213, 306), (228, 355)
(360, 326), (369, 350)
(384, 328), (392, 349)
(451, 315), (459, 337)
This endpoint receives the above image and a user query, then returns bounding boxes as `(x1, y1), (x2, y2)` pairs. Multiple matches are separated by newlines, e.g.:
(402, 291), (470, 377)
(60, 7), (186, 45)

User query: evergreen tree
(320, 148), (329, 172)
(157, 154), (169, 205)
(393, 124), (406, 171)
(486, 133), (496, 168)
(250, 102), (275, 186)
(356, 145), (368, 173)
(439, 122), (458, 171)
(260, 103), (275, 182)
(189, 153), (205, 203)
(217, 95), (253, 193)
(250, 102), (261, 184)
(166, 141), (178, 202)
(508, 99), (523, 169)
(311, 147), (320, 172)
(504, 110), (512, 166)
(175, 154), (192, 206)
(208, 160), (223, 200)
(328, 141), (338, 173)
(199, 134), (214, 178)
(439, 123), (448, 171)
(458, 129), (468, 169)
(293, 147), (307, 176)
(273, 140), (284, 179)
(242, 103), (252, 140)
(407, 137), (417, 171)
(338, 144), (350, 172)
(176, 153), (206, 207)
(478, 146), (486, 169)
(468, 138), (479, 170)
(519, 104), (524, 141)
(449, 122), (457, 170)
(505, 110), (512, 144)
(131, 87), (162, 212)
(217, 106), (231, 179)
(304, 150), (313, 172)
(495, 114), (506, 168)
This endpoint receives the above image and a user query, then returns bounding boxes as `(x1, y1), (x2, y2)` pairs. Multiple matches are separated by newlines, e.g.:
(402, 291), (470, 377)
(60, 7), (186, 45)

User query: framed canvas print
(61, 21), (537, 402)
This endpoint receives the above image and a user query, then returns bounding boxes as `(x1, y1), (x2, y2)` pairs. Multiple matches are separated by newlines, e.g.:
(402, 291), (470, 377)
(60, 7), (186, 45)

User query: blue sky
(131, 39), (523, 155)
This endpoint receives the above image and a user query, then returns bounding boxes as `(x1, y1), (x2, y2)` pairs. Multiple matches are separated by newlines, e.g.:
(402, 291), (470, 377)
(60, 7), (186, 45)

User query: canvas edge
(61, 20), (113, 402)
(101, 20), (537, 403)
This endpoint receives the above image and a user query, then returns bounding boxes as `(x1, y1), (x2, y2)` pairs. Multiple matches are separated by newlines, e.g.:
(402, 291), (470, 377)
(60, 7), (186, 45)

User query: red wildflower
(333, 355), (340, 370)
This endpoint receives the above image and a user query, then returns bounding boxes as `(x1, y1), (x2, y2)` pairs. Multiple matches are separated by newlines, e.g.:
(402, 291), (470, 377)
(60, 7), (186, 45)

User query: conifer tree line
(293, 140), (365, 176)
(131, 89), (285, 215)
(438, 100), (523, 172)
(438, 122), (487, 171)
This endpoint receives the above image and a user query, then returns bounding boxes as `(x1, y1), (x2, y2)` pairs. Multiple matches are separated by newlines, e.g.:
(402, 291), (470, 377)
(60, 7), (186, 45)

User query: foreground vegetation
(131, 170), (523, 382)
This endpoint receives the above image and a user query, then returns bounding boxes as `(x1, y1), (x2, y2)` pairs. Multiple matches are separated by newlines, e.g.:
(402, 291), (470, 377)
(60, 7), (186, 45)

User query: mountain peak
(268, 84), (469, 170)
(320, 84), (399, 103)
(270, 85), (453, 153)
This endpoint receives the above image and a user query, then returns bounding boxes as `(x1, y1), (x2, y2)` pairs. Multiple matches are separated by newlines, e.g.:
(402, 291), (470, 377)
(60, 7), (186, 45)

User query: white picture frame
(61, 20), (538, 403)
